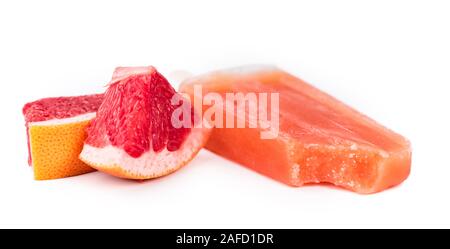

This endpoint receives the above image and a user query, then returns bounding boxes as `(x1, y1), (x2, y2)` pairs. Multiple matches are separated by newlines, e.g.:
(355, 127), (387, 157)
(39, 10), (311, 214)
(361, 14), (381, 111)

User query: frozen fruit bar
(22, 94), (103, 180)
(180, 66), (411, 194)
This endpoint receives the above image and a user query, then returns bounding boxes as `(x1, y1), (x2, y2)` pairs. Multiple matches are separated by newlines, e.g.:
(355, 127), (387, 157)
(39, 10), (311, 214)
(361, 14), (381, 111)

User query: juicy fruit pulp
(80, 66), (210, 180)
(180, 66), (412, 194)
(85, 67), (190, 157)
(23, 94), (103, 123)
(22, 94), (103, 180)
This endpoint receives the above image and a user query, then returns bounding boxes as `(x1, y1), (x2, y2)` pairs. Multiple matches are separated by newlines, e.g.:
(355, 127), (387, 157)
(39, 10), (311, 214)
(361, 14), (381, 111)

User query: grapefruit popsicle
(180, 66), (412, 194)
(23, 94), (103, 180)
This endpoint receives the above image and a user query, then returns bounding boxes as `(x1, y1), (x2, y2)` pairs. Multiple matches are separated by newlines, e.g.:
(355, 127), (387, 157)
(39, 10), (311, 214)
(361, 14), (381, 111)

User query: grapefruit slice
(22, 94), (103, 180)
(180, 65), (412, 194)
(79, 66), (210, 180)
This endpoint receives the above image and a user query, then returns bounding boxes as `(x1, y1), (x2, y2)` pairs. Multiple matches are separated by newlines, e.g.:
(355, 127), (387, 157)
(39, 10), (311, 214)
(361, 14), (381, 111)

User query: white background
(1, 0), (449, 228)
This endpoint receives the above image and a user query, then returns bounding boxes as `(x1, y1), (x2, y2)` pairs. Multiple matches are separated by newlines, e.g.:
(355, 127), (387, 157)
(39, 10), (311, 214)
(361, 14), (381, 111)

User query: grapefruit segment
(179, 66), (412, 194)
(80, 66), (210, 180)
(22, 94), (103, 180)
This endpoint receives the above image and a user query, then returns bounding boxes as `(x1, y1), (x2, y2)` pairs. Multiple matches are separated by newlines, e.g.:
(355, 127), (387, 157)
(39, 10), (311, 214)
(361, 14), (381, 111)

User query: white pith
(29, 112), (96, 126)
(79, 127), (208, 178)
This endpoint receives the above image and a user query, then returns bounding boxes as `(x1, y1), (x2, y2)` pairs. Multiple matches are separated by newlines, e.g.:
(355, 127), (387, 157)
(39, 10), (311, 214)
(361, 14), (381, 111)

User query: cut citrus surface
(22, 94), (103, 180)
(80, 66), (210, 180)
(180, 65), (412, 194)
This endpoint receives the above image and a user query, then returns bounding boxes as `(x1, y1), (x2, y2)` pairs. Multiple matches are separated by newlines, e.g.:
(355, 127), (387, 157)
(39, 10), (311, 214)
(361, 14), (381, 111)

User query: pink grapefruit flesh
(80, 66), (210, 180)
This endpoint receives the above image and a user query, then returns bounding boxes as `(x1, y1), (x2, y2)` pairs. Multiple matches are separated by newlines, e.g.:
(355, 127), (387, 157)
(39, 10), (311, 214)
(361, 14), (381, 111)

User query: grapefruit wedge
(180, 66), (412, 194)
(79, 66), (210, 180)
(22, 94), (103, 180)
